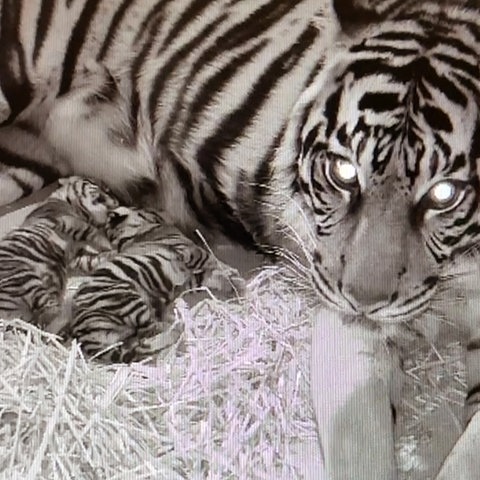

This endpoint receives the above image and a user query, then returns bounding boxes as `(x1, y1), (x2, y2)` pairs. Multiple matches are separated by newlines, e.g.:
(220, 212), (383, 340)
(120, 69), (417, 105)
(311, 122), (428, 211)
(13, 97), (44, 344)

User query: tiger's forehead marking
(313, 34), (480, 193)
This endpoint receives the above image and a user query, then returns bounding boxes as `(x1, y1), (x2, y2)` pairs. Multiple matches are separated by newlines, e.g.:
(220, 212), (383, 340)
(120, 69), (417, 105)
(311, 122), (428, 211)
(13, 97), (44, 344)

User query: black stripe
(158, 0), (210, 55)
(386, 0), (417, 17)
(372, 31), (426, 43)
(358, 92), (400, 113)
(14, 120), (42, 135)
(466, 384), (480, 402)
(133, 0), (173, 44)
(296, 101), (315, 158)
(33, 0), (56, 64)
(421, 105), (452, 133)
(467, 339), (480, 351)
(195, 26), (317, 243)
(161, 0), (304, 142)
(426, 65), (468, 106)
(59, 0), (102, 95)
(324, 87), (342, 138)
(439, 35), (480, 59)
(0, 0), (33, 122)
(121, 298), (148, 321)
(126, 255), (162, 292)
(448, 153), (467, 173)
(350, 44), (418, 56)
(198, 25), (318, 176)
(236, 127), (286, 245)
(303, 126), (319, 156)
(139, 256), (166, 292)
(470, 120), (480, 163)
(125, 254), (173, 293)
(96, 0), (133, 61)
(148, 14), (227, 126)
(177, 40), (268, 141)
(452, 195), (478, 228)
(453, 72), (480, 98)
(433, 53), (479, 80)
(171, 153), (209, 226)
(198, 183), (257, 248)
(312, 264), (335, 294)
(130, 4), (169, 136)
(444, 223), (480, 247)
(112, 258), (142, 285)
(348, 57), (468, 107)
(433, 134), (451, 160)
(182, 0), (303, 96)
(0, 146), (60, 183)
(333, 0), (380, 30)
(337, 124), (349, 148)
(9, 173), (33, 196)
(147, 255), (174, 291)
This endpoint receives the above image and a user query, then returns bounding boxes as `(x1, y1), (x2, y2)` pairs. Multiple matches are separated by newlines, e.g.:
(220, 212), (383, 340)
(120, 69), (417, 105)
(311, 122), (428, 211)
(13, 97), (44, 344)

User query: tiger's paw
(435, 411), (480, 480)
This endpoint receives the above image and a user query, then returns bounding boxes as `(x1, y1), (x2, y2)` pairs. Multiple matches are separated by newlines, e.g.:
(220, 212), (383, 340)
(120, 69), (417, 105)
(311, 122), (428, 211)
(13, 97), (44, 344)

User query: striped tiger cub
(3, 0), (480, 478)
(65, 206), (244, 363)
(0, 176), (119, 327)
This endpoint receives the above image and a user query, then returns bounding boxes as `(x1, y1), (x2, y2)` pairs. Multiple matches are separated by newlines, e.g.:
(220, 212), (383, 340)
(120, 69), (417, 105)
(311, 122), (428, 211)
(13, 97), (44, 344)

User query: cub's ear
(332, 0), (381, 34)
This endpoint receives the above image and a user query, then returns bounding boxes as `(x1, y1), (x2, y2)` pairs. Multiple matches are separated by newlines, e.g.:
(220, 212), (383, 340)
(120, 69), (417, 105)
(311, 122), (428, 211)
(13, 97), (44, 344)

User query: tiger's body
(0, 176), (118, 327)
(66, 206), (243, 363)
(1, 0), (480, 479)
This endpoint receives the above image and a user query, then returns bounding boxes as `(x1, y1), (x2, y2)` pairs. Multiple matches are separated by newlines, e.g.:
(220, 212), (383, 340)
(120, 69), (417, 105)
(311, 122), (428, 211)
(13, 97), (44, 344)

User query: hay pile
(0, 266), (467, 479)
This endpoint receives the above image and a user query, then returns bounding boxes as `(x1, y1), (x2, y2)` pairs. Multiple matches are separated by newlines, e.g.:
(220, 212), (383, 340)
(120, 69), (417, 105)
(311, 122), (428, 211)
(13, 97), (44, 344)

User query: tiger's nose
(341, 254), (403, 307)
(342, 273), (399, 307)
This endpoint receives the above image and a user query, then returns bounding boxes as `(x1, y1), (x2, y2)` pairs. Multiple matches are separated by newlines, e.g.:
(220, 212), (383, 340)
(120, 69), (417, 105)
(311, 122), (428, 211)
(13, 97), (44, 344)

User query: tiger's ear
(332, 0), (381, 34)
(58, 178), (67, 186)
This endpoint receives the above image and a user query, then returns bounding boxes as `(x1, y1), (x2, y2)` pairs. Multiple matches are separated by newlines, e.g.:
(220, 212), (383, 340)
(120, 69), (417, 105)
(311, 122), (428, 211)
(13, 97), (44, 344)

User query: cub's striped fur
(49, 175), (120, 226)
(2, 0), (480, 478)
(66, 206), (244, 363)
(0, 176), (118, 327)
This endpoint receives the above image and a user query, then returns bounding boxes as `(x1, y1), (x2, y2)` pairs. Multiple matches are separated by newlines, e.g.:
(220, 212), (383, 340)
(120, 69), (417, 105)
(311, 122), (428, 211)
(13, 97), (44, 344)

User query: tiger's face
(281, 8), (480, 328)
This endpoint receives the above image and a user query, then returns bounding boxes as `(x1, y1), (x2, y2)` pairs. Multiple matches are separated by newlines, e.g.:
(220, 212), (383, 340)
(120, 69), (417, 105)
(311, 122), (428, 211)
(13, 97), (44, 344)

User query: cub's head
(278, 0), (480, 328)
(52, 176), (119, 225)
(106, 206), (170, 250)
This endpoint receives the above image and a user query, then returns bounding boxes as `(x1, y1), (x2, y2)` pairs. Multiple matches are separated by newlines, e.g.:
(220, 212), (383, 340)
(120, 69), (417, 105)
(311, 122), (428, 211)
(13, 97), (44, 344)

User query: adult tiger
(0, 0), (480, 479)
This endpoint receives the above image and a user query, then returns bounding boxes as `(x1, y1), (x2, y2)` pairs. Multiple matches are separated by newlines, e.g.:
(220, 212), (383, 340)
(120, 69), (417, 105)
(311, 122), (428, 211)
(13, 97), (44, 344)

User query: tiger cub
(66, 206), (244, 363)
(0, 176), (119, 327)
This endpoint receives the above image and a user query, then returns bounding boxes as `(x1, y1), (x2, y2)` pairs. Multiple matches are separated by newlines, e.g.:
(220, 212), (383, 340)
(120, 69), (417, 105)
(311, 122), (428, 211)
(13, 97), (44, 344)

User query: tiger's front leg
(435, 338), (480, 480)
(435, 412), (480, 480)
(311, 308), (402, 480)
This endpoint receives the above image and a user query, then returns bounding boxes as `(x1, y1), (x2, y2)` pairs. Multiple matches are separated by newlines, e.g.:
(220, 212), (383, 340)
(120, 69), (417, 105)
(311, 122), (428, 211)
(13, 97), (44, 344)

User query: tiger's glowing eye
(427, 180), (464, 211)
(326, 156), (359, 191)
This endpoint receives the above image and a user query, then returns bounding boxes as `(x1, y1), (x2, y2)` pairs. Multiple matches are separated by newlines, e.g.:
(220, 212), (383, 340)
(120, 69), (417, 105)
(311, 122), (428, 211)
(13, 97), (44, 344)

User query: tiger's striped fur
(0, 176), (118, 327)
(66, 206), (244, 363)
(2, 0), (480, 478)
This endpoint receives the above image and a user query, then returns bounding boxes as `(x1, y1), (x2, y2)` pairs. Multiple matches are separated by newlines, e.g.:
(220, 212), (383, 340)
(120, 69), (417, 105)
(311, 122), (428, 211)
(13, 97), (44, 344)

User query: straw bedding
(0, 266), (467, 480)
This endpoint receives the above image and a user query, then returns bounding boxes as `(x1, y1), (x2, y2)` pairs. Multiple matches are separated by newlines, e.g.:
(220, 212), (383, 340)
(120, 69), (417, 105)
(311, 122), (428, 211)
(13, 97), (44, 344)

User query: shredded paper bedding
(0, 266), (467, 480)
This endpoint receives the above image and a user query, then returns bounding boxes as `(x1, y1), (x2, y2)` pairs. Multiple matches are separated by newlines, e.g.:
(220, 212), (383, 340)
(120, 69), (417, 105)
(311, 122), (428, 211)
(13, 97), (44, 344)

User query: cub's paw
(90, 233), (112, 252)
(125, 326), (182, 362)
(203, 262), (245, 297)
(70, 247), (113, 274)
(35, 301), (61, 329)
